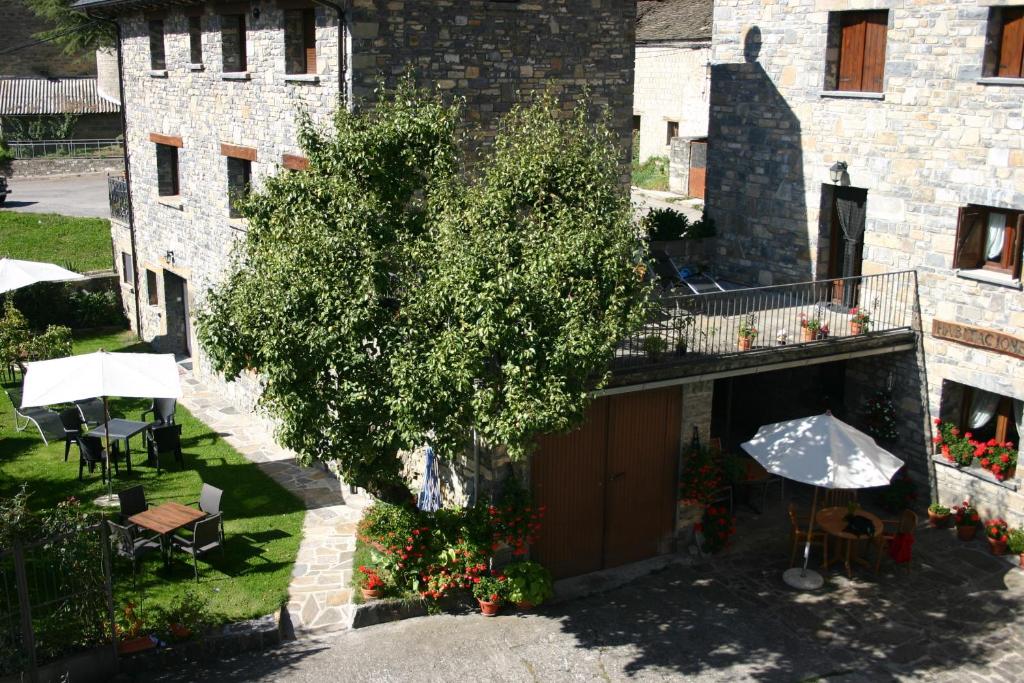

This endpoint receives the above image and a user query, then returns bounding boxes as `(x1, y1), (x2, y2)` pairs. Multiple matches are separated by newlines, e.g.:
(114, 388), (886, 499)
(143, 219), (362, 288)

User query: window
(666, 121), (679, 145)
(221, 14), (247, 72)
(954, 205), (1024, 277)
(189, 16), (203, 65)
(148, 19), (166, 70)
(958, 386), (1021, 450)
(285, 8), (316, 75)
(121, 252), (134, 284)
(825, 11), (887, 92)
(155, 144), (179, 197)
(146, 270), (159, 306)
(227, 157), (251, 218)
(632, 115), (641, 132)
(984, 7), (1024, 78)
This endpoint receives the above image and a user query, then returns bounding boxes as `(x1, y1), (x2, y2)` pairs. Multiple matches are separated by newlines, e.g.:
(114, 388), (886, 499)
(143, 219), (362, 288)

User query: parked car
(0, 176), (8, 205)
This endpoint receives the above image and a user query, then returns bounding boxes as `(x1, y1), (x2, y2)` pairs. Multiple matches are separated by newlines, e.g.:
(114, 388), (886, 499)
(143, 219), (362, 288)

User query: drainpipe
(472, 427), (480, 506)
(312, 0), (349, 105)
(89, 13), (143, 339)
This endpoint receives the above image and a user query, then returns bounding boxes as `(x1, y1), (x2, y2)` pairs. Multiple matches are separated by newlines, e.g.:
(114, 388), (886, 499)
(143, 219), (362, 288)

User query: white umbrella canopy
(20, 351), (181, 409)
(0, 258), (85, 294)
(740, 412), (904, 490)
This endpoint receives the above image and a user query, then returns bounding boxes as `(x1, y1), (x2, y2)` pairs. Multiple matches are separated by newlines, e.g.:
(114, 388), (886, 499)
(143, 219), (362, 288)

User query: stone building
(0, 1), (121, 141)
(704, 0), (1024, 524)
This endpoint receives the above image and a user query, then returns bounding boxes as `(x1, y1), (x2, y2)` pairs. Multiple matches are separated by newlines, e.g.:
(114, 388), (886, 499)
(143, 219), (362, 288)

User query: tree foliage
(22, 0), (116, 55)
(197, 81), (648, 500)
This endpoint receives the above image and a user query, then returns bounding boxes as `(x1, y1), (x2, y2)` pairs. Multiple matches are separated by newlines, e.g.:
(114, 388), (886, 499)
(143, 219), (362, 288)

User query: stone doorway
(162, 270), (191, 356)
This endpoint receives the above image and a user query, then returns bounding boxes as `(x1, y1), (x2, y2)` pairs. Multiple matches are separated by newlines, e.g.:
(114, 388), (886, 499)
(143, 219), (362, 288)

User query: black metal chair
(147, 423), (184, 473)
(141, 398), (177, 426)
(74, 398), (108, 427)
(59, 408), (83, 462)
(188, 483), (224, 542)
(76, 434), (119, 482)
(172, 514), (224, 582)
(117, 485), (148, 523)
(107, 519), (161, 581)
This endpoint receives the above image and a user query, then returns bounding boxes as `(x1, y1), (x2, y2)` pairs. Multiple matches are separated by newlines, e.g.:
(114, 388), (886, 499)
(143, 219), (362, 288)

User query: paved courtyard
(140, 493), (1024, 682)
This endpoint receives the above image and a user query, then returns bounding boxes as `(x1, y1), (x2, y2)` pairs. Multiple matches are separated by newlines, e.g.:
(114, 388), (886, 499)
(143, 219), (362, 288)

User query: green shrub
(643, 207), (690, 241)
(1008, 528), (1024, 555)
(632, 155), (669, 191)
(0, 137), (12, 165)
(502, 561), (553, 606)
(21, 324), (72, 361)
(13, 285), (125, 330)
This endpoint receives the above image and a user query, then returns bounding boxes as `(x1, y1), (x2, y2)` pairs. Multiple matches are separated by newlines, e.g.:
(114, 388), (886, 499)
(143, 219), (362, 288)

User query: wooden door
(688, 140), (707, 199)
(531, 398), (609, 579)
(827, 188), (866, 307)
(603, 388), (681, 568)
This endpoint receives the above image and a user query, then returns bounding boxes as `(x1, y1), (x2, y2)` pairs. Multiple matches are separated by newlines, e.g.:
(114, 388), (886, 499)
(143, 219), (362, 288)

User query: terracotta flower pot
(988, 537), (1007, 555)
(361, 587), (382, 601)
(478, 599), (501, 617)
(169, 623), (191, 640)
(515, 601), (535, 611)
(801, 328), (815, 342)
(957, 524), (978, 541)
(850, 321), (864, 335)
(738, 336), (752, 351)
(927, 510), (951, 528)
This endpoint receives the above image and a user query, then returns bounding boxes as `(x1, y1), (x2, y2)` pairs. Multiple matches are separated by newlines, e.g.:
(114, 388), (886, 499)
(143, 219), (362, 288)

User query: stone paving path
(178, 369), (371, 634)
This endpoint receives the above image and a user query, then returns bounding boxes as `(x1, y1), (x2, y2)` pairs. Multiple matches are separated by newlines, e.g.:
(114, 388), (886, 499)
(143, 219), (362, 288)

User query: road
(1, 172), (111, 218)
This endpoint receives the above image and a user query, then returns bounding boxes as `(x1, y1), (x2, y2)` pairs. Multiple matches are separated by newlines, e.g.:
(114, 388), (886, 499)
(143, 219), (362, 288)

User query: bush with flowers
(486, 480), (545, 557)
(933, 418), (1019, 479)
(953, 500), (981, 528)
(986, 518), (1009, 543)
(357, 565), (385, 591)
(695, 504), (735, 554)
(471, 574), (508, 605)
(933, 418), (976, 467)
(849, 307), (871, 330)
(975, 439), (1017, 481)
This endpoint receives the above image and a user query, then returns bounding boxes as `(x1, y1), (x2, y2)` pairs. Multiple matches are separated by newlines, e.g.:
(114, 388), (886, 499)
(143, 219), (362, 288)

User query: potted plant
(986, 518), (1010, 555)
(1007, 528), (1024, 569)
(641, 335), (669, 362)
(472, 575), (506, 617)
(849, 307), (870, 334)
(933, 419), (976, 467)
(153, 587), (216, 641)
(953, 500), (981, 541)
(800, 314), (821, 342)
(503, 561), (554, 610)
(115, 602), (156, 655)
(358, 565), (385, 600)
(672, 314), (696, 356)
(927, 502), (952, 528)
(737, 314), (757, 351)
(976, 440), (1017, 481)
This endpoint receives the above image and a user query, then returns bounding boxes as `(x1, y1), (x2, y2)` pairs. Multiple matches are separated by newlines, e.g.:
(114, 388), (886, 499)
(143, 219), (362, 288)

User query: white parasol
(0, 258), (85, 294)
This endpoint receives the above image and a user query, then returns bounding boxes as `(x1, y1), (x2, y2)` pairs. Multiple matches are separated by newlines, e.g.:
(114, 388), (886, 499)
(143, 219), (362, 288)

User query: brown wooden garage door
(531, 387), (682, 579)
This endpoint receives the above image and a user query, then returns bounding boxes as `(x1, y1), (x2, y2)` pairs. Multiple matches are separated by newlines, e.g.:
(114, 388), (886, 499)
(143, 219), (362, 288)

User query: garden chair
(74, 397), (109, 426)
(188, 483), (224, 542)
(874, 509), (918, 574)
(788, 503), (826, 567)
(107, 520), (161, 582)
(118, 485), (149, 523)
(5, 385), (66, 445)
(141, 397), (177, 426)
(59, 408), (84, 462)
(172, 514), (224, 582)
(76, 434), (120, 482)
(146, 423), (183, 473)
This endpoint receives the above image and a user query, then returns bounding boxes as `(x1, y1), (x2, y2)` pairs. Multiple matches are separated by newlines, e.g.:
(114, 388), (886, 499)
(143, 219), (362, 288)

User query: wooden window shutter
(954, 206), (985, 269)
(861, 12), (888, 92)
(998, 7), (1024, 78)
(837, 15), (865, 91)
(304, 9), (317, 74)
(1014, 213), (1024, 279)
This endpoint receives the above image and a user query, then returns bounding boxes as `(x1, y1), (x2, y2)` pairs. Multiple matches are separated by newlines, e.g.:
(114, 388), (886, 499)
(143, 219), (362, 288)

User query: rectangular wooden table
(130, 502), (206, 567)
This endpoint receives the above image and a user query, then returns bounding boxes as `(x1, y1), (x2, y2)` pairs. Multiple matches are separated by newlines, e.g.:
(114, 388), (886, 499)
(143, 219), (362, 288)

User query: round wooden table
(815, 506), (883, 578)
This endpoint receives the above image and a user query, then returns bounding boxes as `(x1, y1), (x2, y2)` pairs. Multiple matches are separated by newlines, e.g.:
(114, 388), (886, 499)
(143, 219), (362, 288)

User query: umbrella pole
(782, 486), (824, 590)
(93, 396), (118, 508)
(802, 486), (820, 575)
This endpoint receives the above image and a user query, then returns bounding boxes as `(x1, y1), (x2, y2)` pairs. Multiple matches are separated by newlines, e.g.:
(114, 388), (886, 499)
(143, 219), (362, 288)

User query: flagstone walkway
(178, 368), (371, 634)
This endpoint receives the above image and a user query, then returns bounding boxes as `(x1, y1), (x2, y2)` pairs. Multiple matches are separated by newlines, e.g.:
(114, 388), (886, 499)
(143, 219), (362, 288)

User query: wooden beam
(149, 132), (183, 148)
(220, 143), (258, 161)
(281, 153), (309, 171)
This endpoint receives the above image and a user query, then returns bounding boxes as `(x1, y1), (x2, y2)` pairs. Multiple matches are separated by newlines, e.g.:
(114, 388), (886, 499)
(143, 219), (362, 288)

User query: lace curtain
(968, 389), (1000, 429)
(1015, 400), (1024, 441)
(985, 213), (1007, 260)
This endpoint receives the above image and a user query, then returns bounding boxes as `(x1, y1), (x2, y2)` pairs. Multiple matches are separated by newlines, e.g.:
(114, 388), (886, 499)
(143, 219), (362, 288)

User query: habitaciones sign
(931, 319), (1024, 360)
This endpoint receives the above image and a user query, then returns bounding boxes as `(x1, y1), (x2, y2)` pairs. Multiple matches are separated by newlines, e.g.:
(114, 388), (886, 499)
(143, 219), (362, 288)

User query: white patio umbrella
(21, 351), (182, 505)
(741, 412), (904, 590)
(0, 258), (85, 294)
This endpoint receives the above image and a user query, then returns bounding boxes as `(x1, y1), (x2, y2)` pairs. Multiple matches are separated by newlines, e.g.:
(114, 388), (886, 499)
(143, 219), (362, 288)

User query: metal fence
(8, 139), (123, 160)
(0, 523), (117, 683)
(108, 175), (130, 223)
(617, 270), (919, 367)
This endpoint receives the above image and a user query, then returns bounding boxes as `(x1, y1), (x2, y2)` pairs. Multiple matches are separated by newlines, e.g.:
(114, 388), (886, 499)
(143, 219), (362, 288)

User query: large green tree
(197, 83), (648, 501)
(22, 0), (116, 55)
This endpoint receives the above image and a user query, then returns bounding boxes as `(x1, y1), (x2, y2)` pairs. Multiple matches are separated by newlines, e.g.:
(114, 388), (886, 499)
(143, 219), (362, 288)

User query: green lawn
(0, 212), (113, 273)
(0, 330), (305, 626)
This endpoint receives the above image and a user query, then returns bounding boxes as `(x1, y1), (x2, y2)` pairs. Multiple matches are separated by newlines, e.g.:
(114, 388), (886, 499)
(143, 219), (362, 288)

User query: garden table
(88, 418), (151, 473)
(816, 506), (883, 578)
(129, 502), (206, 567)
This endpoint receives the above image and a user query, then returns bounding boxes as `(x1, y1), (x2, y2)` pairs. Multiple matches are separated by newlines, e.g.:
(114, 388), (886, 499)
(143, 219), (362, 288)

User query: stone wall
(6, 157), (124, 178)
(707, 0), (1024, 512)
(110, 0), (635, 454)
(633, 41), (711, 162)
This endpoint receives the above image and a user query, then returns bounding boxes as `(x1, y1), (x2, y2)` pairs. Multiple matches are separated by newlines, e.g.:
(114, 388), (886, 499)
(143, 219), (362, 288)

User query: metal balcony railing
(107, 175), (130, 223)
(8, 138), (123, 159)
(616, 270), (918, 368)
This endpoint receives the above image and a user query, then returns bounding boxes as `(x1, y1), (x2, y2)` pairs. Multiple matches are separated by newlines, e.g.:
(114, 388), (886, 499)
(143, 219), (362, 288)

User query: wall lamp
(829, 161), (848, 184)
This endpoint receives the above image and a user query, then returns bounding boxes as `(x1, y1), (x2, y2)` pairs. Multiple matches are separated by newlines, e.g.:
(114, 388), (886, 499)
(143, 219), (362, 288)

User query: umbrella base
(783, 568), (824, 590)
(93, 493), (120, 508)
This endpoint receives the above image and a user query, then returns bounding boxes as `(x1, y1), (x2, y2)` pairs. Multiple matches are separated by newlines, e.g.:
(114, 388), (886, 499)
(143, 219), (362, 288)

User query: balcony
(611, 270), (920, 386)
